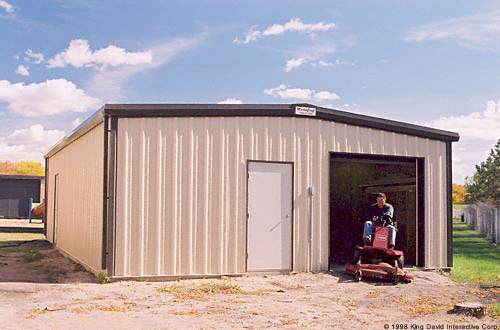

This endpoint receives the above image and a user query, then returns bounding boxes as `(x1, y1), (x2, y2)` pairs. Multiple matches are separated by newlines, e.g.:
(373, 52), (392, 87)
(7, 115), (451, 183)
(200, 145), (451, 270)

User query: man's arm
(382, 204), (394, 226)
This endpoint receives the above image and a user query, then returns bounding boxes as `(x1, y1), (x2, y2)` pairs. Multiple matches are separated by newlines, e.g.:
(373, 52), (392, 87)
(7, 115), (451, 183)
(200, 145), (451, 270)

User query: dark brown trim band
(0, 174), (44, 180)
(446, 142), (453, 267)
(417, 158), (425, 267)
(107, 116), (118, 276)
(102, 115), (109, 270)
(43, 159), (48, 236)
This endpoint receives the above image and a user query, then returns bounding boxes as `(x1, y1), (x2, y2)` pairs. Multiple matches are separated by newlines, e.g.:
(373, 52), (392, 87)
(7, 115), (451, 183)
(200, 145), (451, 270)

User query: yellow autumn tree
(0, 160), (16, 175)
(13, 161), (45, 176)
(452, 184), (467, 204)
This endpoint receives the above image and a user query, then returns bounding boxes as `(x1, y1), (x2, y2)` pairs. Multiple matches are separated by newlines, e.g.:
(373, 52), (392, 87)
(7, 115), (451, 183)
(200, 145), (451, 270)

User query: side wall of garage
(113, 116), (448, 277)
(46, 123), (104, 274)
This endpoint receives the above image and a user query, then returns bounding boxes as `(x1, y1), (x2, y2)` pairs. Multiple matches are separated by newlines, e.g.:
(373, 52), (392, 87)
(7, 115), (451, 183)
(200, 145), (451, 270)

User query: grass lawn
(452, 204), (469, 210)
(451, 219), (500, 285)
(0, 232), (45, 246)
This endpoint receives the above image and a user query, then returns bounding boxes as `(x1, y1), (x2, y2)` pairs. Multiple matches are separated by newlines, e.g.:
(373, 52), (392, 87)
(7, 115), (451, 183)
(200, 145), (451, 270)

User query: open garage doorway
(329, 153), (425, 268)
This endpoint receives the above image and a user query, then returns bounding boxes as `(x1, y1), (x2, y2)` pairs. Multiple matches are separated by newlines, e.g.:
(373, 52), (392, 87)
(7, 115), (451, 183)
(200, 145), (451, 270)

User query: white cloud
(0, 79), (101, 117)
(0, 0), (14, 13)
(86, 36), (203, 101)
(24, 49), (44, 64)
(265, 84), (313, 100)
(235, 18), (336, 44)
(47, 39), (153, 69)
(404, 10), (500, 49)
(284, 57), (307, 72)
(218, 98), (243, 104)
(15, 65), (29, 76)
(284, 57), (347, 72)
(427, 100), (500, 140)
(426, 100), (500, 183)
(264, 84), (340, 102)
(72, 117), (83, 127)
(316, 59), (346, 67)
(0, 124), (65, 162)
(314, 90), (341, 101)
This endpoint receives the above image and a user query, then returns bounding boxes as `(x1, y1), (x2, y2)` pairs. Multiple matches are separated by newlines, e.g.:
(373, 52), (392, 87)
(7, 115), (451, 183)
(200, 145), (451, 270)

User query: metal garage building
(0, 175), (44, 218)
(44, 104), (459, 279)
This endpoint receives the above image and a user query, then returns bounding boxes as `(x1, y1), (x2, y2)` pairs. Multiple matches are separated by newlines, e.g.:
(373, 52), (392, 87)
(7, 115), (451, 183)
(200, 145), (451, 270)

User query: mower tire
(397, 255), (404, 269)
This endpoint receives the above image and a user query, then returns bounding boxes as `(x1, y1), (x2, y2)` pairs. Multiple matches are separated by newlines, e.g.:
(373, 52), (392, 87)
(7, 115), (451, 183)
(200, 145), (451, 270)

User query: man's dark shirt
(365, 203), (394, 226)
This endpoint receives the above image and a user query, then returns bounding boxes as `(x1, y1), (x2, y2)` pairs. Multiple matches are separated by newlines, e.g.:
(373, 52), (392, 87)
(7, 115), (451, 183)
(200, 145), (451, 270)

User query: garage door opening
(329, 153), (425, 268)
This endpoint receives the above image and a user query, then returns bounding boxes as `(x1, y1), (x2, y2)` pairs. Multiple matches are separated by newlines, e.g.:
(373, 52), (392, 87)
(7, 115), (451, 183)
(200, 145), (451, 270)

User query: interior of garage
(329, 153), (423, 267)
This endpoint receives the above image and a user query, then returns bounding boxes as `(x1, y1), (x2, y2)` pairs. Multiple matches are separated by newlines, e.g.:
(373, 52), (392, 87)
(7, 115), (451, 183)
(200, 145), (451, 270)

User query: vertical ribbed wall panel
(114, 117), (448, 276)
(46, 123), (104, 274)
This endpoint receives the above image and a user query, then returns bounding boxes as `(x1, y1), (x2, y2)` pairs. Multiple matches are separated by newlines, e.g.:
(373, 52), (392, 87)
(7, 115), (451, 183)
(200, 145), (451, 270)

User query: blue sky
(1, 0), (499, 183)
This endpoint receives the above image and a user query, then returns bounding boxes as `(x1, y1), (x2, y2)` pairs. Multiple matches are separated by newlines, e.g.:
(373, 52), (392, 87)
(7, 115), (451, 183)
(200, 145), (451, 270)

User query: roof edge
(44, 102), (460, 159)
(104, 102), (459, 142)
(44, 107), (105, 159)
(314, 105), (460, 142)
(0, 175), (44, 180)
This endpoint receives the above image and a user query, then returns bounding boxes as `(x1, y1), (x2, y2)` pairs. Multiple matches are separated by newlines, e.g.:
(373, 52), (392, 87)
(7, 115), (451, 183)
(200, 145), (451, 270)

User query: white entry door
(247, 161), (293, 271)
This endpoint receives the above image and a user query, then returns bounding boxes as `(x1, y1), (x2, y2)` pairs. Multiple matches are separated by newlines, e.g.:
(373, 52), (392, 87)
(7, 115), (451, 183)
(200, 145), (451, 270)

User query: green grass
(0, 246), (29, 253)
(452, 204), (469, 211)
(451, 219), (500, 285)
(0, 232), (45, 246)
(22, 250), (43, 263)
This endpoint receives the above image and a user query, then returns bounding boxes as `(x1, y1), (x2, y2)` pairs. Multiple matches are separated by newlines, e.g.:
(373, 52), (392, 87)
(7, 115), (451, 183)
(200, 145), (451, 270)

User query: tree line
(464, 139), (500, 207)
(0, 160), (45, 176)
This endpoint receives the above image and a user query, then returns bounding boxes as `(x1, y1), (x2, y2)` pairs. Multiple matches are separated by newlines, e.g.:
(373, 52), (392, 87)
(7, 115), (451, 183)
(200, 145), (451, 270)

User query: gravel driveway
(0, 240), (498, 329)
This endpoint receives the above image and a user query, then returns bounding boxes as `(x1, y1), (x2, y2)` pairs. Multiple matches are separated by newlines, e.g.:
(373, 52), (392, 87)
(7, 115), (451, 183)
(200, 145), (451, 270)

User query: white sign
(295, 106), (316, 117)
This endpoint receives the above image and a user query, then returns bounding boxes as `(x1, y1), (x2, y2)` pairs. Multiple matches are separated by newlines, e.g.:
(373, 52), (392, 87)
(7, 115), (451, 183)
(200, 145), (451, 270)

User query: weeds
(73, 305), (130, 314)
(22, 250), (43, 263)
(158, 283), (244, 299)
(42, 267), (68, 276)
(401, 296), (458, 315)
(487, 303), (500, 319)
(97, 272), (111, 284)
(172, 309), (199, 316)
(280, 318), (299, 325)
(26, 307), (63, 318)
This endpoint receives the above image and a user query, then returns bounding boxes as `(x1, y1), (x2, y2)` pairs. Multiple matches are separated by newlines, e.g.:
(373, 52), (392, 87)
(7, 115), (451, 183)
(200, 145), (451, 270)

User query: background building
(0, 175), (44, 219)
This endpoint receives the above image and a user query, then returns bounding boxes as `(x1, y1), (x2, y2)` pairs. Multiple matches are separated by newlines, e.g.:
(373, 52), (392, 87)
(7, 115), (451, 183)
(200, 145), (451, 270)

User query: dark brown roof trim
(0, 175), (44, 180)
(104, 103), (459, 142)
(45, 103), (459, 159)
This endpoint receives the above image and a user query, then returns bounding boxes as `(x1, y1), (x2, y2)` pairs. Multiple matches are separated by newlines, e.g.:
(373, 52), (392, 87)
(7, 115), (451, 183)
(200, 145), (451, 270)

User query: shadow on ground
(0, 239), (96, 284)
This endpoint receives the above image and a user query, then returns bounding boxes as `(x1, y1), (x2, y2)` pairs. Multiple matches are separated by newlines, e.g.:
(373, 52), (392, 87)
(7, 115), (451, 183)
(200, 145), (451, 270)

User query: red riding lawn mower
(345, 223), (414, 285)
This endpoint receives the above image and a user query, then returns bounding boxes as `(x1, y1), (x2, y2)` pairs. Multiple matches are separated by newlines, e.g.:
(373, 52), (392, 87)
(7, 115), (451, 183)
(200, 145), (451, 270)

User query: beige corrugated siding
(114, 117), (448, 277)
(46, 123), (104, 274)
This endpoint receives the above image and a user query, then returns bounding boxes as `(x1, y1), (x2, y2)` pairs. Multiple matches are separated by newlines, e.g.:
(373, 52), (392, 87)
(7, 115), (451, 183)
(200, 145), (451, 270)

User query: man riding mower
(345, 193), (414, 284)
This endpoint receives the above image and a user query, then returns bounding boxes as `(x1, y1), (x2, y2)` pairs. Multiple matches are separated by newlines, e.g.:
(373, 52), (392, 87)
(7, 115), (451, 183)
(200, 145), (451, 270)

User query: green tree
(465, 139), (500, 207)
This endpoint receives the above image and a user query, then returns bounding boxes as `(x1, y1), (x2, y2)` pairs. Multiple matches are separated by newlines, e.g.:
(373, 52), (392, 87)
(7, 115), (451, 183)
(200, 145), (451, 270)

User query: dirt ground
(0, 240), (499, 330)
